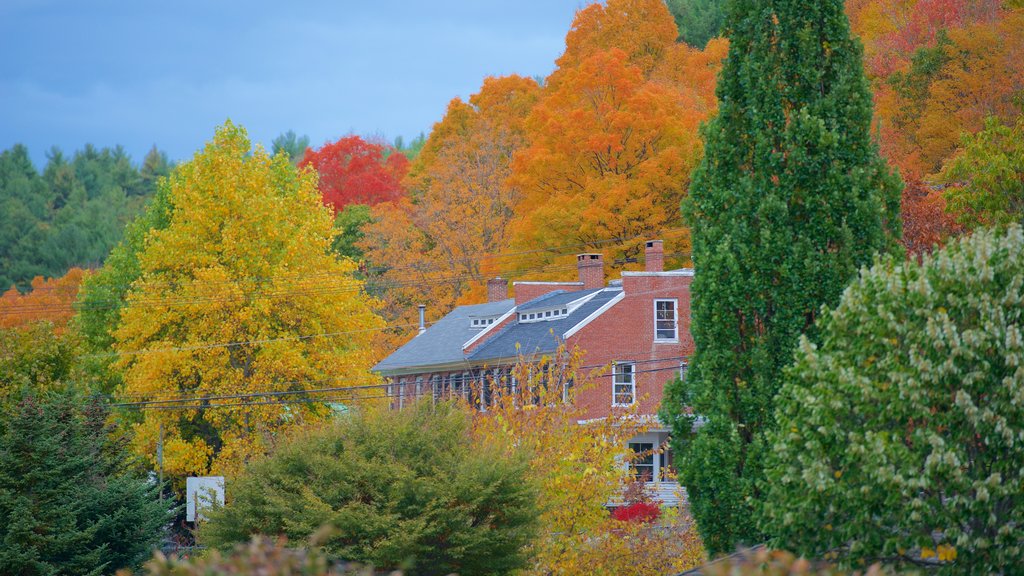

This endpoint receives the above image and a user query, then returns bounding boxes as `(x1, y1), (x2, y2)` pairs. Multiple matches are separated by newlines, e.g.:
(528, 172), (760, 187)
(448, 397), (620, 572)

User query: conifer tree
(661, 0), (902, 553)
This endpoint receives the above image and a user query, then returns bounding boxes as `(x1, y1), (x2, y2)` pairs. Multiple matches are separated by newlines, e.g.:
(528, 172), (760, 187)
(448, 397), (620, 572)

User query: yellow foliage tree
(113, 122), (383, 481)
(469, 349), (705, 575)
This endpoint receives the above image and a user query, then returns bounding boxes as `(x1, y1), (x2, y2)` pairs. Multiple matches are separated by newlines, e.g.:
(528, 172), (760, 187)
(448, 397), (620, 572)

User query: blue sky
(0, 1), (584, 167)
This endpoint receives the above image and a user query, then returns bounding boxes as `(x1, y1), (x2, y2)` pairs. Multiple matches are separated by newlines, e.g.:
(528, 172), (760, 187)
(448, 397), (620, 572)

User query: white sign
(186, 476), (225, 522)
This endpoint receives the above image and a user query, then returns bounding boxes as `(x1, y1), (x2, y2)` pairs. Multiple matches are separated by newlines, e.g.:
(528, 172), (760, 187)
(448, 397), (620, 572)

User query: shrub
(199, 402), (537, 576)
(763, 225), (1024, 572)
(611, 502), (661, 523)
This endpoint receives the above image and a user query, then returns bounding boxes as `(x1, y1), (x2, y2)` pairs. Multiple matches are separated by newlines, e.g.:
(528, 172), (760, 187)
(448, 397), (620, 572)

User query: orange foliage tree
(0, 268), (87, 331)
(848, 0), (1022, 251)
(360, 75), (541, 346)
(508, 0), (724, 277)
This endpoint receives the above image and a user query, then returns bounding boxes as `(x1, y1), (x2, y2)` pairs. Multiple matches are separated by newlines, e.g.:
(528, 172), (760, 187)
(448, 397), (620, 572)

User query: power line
(84, 281), (693, 359)
(110, 355), (690, 403)
(111, 362), (689, 410)
(0, 228), (692, 312)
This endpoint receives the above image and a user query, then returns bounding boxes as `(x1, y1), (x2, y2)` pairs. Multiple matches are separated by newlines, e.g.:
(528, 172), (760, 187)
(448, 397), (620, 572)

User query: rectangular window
(613, 362), (635, 406)
(679, 362), (688, 381)
(628, 442), (655, 481)
(654, 299), (678, 342)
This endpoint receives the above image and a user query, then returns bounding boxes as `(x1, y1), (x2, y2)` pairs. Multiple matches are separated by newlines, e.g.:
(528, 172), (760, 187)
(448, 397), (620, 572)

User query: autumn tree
(299, 135), (409, 213)
(557, 0), (679, 77)
(361, 75), (540, 345)
(0, 267), (87, 331)
(507, 0), (724, 278)
(937, 114), (1024, 230)
(113, 122), (384, 481)
(663, 0), (902, 554)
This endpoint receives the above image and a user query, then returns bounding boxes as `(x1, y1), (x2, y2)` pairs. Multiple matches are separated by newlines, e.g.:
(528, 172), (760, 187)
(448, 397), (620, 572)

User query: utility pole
(157, 422), (164, 502)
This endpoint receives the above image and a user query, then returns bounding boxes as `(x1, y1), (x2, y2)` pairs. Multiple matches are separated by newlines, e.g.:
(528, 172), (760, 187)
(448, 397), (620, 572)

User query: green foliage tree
(332, 204), (373, 261)
(0, 392), (171, 575)
(139, 145), (173, 197)
(200, 402), (538, 576)
(662, 0), (903, 554)
(271, 130), (311, 164)
(666, 0), (725, 48)
(763, 225), (1024, 573)
(937, 114), (1024, 230)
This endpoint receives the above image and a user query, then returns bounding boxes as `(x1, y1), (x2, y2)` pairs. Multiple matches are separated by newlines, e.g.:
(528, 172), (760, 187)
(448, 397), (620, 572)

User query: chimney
(645, 240), (664, 272)
(577, 253), (604, 290)
(417, 304), (426, 335)
(487, 277), (508, 302)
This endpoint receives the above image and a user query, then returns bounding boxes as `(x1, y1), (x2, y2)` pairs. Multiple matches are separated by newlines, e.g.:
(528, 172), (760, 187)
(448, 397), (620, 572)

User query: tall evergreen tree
(661, 0), (902, 554)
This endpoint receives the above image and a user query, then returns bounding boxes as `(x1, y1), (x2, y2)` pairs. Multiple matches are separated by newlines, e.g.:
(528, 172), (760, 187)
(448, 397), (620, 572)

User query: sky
(0, 1), (585, 167)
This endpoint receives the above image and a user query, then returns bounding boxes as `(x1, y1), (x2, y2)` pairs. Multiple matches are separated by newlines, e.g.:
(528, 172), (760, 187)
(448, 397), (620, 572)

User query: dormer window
(519, 307), (569, 323)
(470, 317), (497, 328)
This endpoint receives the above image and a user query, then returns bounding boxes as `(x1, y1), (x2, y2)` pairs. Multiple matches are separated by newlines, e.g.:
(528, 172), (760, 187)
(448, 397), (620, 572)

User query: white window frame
(654, 299), (679, 342)
(612, 361), (636, 406)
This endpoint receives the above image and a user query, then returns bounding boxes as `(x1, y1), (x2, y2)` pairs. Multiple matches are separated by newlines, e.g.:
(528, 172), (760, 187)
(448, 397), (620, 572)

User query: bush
(0, 392), (171, 575)
(199, 402), (537, 576)
(763, 225), (1024, 572)
(611, 502), (661, 523)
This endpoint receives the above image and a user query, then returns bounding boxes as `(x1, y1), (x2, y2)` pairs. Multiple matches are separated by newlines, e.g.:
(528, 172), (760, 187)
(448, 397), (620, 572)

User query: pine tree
(0, 393), (171, 575)
(661, 0), (902, 554)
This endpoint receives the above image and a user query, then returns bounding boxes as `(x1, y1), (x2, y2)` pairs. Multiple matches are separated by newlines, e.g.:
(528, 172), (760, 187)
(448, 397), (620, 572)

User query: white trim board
(462, 307), (517, 352)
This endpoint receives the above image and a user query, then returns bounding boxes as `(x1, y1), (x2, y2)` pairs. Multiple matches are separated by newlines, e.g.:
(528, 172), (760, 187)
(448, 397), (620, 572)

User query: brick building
(373, 240), (693, 503)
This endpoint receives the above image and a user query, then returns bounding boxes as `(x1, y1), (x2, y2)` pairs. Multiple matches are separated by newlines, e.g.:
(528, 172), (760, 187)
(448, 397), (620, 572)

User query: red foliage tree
(299, 135), (409, 213)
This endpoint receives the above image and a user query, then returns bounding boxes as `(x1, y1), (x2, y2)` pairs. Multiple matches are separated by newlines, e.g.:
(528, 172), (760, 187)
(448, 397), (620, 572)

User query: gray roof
(516, 288), (601, 313)
(468, 288), (621, 362)
(373, 298), (514, 373)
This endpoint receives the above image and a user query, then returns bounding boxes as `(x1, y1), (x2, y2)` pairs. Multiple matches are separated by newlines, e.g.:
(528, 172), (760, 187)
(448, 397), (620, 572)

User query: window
(431, 375), (442, 403)
(629, 442), (655, 481)
(613, 362), (635, 406)
(679, 362), (688, 381)
(654, 299), (678, 341)
(415, 377), (423, 401)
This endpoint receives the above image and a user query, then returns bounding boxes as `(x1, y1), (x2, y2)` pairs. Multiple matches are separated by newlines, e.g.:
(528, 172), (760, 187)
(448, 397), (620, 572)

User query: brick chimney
(577, 253), (604, 289)
(487, 277), (508, 302)
(645, 240), (664, 272)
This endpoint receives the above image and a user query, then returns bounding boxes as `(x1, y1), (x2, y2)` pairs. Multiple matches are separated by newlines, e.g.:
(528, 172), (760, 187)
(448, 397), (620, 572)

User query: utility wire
(0, 228), (691, 312)
(111, 363), (689, 410)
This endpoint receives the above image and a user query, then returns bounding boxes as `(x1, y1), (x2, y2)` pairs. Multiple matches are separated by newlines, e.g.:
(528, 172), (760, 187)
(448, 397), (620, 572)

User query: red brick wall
(513, 282), (583, 305)
(567, 273), (694, 421)
(384, 272), (693, 421)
